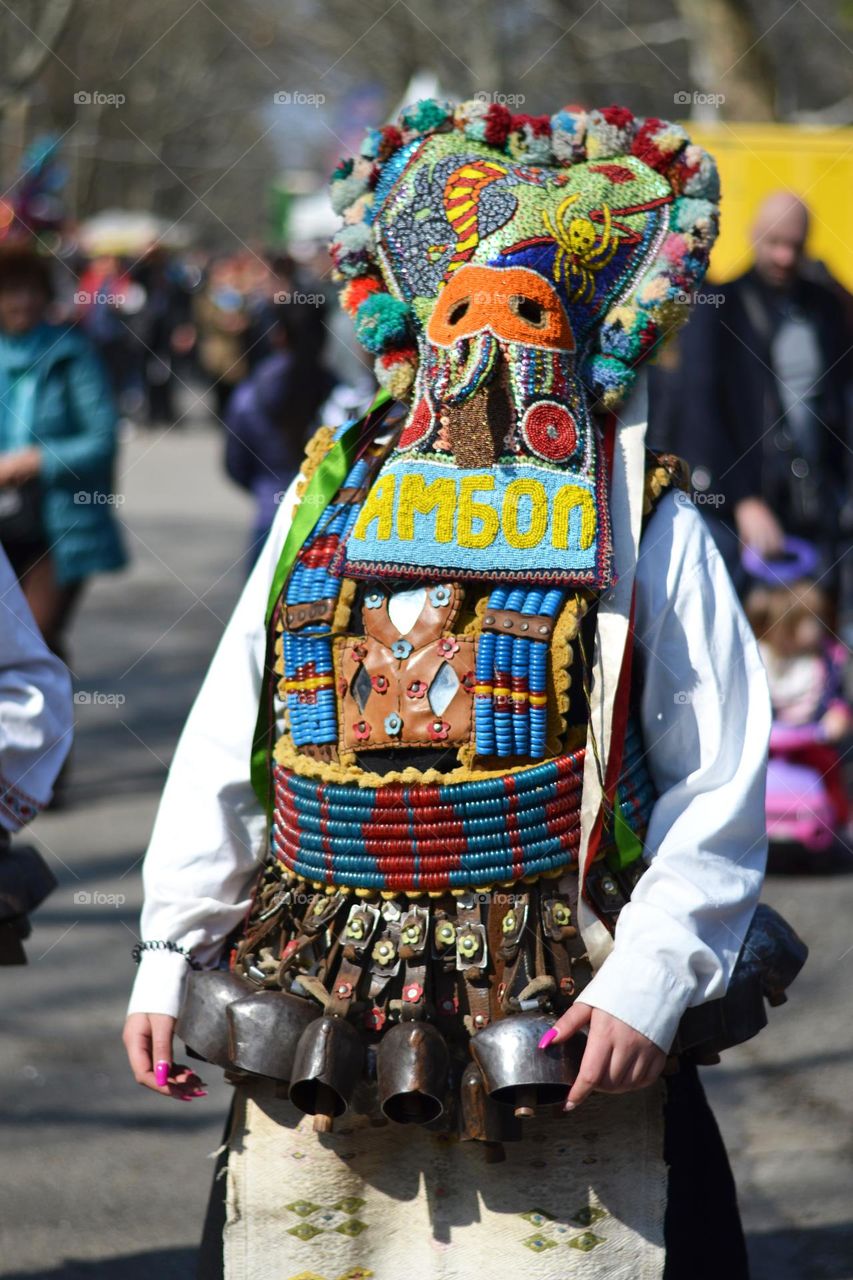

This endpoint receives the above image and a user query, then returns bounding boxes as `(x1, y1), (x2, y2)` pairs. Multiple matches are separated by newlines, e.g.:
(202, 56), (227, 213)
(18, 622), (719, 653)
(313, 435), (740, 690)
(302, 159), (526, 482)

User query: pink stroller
(767, 721), (842, 854)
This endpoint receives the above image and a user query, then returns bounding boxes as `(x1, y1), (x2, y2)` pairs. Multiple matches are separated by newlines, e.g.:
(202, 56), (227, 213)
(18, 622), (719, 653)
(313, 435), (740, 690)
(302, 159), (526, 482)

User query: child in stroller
(744, 542), (851, 860)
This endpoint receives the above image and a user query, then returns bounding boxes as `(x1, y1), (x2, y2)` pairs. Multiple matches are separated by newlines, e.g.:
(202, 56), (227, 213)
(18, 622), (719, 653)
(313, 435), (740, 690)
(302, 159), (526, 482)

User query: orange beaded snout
(426, 264), (576, 352)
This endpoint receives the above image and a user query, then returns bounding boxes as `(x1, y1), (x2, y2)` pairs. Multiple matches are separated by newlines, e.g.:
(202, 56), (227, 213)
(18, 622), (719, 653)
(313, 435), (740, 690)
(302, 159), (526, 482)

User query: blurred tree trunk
(0, 0), (76, 182)
(0, 0), (76, 114)
(675, 0), (777, 120)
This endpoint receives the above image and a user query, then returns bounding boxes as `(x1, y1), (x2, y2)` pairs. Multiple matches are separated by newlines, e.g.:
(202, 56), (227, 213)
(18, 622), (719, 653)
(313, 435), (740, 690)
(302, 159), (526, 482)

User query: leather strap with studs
(325, 952), (367, 1017)
(455, 894), (491, 1031)
(481, 609), (557, 640)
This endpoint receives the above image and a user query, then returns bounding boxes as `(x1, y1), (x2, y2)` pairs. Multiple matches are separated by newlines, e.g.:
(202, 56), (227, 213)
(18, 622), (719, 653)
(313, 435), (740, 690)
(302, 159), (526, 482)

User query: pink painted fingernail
(538, 1027), (558, 1050)
(192, 1089), (208, 1097)
(154, 1060), (170, 1087)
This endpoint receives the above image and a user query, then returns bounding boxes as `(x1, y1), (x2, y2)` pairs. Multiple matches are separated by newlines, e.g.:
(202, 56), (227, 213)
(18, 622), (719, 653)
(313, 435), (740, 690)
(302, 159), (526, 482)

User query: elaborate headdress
(328, 99), (719, 591)
(330, 98), (719, 408)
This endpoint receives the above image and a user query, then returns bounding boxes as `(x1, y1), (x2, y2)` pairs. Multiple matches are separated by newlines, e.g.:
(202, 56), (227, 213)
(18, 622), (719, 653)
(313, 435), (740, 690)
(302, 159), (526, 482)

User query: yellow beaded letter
(552, 484), (596, 551)
(502, 479), (548, 549)
(457, 476), (499, 548)
(352, 473), (396, 542)
(396, 473), (457, 544)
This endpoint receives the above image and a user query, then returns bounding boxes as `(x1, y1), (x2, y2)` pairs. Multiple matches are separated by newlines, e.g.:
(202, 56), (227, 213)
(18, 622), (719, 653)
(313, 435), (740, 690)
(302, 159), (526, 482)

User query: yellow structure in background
(686, 124), (853, 291)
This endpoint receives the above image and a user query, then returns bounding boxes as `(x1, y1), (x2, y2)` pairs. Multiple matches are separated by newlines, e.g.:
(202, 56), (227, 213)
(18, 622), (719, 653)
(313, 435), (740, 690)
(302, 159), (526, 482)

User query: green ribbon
(606, 800), (645, 871)
(249, 388), (393, 812)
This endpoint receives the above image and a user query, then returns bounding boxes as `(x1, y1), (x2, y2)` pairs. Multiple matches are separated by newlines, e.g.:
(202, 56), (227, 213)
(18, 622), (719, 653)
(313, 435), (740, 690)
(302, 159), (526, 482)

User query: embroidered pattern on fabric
(0, 771), (39, 830)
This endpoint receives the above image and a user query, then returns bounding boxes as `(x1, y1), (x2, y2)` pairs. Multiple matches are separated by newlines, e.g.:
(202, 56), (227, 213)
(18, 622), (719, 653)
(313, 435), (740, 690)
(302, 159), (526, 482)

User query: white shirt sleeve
(0, 545), (73, 830)
(578, 489), (771, 1051)
(127, 478), (301, 1018)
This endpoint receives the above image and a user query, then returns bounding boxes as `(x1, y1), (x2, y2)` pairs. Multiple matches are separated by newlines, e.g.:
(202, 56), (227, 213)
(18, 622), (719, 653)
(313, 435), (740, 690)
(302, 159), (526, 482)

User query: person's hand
(540, 1002), (667, 1111)
(0, 446), (42, 487)
(734, 497), (785, 558)
(821, 703), (853, 743)
(123, 1012), (207, 1101)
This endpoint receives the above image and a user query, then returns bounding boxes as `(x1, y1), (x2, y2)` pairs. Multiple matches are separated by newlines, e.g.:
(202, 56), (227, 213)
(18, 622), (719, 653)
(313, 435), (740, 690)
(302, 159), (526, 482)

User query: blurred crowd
(0, 237), (373, 671)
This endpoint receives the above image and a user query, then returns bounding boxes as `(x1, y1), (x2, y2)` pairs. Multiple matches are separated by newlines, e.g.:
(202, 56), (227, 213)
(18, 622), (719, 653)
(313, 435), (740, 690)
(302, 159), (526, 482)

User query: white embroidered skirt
(223, 1078), (667, 1280)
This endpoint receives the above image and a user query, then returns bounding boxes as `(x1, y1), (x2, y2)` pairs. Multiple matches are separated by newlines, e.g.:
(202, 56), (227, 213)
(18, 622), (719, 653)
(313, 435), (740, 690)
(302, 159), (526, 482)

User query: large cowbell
(176, 970), (254, 1069)
(176, 970), (321, 1082)
(289, 1015), (365, 1132)
(470, 1011), (585, 1115)
(376, 1019), (451, 1124)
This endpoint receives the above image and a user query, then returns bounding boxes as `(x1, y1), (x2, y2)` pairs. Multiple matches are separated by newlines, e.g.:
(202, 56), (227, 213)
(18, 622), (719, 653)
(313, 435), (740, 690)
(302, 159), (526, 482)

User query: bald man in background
(649, 190), (852, 592)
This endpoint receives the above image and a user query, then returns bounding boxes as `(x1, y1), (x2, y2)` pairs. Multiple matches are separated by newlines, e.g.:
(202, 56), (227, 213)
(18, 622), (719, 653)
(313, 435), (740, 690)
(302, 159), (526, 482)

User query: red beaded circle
(521, 399), (578, 462)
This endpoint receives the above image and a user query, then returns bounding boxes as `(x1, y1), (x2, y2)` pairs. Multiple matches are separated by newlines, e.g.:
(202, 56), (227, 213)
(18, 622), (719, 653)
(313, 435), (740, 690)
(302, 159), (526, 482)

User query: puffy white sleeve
(0, 546), (73, 830)
(127, 479), (300, 1018)
(578, 489), (771, 1051)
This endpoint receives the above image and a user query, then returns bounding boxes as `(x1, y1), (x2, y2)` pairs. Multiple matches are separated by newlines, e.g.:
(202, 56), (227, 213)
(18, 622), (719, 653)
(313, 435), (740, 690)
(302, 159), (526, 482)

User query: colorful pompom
(631, 118), (688, 173)
(340, 275), (383, 318)
(329, 222), (374, 279)
(399, 98), (453, 136)
(507, 114), (552, 163)
(586, 106), (636, 159)
(329, 158), (369, 215)
(551, 108), (587, 163)
(353, 293), (412, 354)
(454, 98), (491, 142)
(375, 348), (417, 398)
(583, 353), (637, 409)
(483, 102), (513, 147)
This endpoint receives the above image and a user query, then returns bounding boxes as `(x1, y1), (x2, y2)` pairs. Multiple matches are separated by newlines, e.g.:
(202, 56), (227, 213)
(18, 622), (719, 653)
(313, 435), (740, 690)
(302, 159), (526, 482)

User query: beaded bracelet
(131, 939), (201, 969)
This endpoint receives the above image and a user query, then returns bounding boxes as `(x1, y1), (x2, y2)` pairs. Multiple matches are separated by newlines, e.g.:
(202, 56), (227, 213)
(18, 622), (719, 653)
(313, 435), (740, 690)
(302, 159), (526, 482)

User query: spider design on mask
(543, 193), (621, 303)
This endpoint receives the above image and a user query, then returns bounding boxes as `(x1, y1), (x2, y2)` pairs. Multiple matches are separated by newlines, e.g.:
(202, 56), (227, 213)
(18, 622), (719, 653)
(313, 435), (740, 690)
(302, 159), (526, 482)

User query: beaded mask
(330, 99), (719, 589)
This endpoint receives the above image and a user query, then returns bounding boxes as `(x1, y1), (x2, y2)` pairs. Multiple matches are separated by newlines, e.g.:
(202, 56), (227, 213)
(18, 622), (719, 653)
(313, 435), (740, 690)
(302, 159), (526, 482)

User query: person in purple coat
(224, 305), (336, 566)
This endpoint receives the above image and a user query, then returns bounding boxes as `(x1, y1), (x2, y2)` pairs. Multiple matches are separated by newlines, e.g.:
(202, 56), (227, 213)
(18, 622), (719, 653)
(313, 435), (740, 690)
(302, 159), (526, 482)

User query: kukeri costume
(129, 99), (806, 1279)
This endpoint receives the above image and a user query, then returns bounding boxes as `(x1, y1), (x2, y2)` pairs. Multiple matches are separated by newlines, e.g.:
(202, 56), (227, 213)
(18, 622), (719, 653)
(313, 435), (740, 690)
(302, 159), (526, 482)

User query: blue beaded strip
(281, 455), (373, 746)
(611, 716), (656, 838)
(475, 585), (567, 759)
(474, 586), (506, 754)
(493, 587), (525, 756)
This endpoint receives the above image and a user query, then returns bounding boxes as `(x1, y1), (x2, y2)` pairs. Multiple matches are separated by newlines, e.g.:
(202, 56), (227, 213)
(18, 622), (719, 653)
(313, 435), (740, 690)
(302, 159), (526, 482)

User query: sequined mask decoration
(331, 116), (718, 587)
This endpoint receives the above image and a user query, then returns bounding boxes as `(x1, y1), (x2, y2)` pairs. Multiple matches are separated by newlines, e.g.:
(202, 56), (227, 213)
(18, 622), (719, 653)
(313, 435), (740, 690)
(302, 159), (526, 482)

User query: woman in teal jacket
(0, 247), (126, 659)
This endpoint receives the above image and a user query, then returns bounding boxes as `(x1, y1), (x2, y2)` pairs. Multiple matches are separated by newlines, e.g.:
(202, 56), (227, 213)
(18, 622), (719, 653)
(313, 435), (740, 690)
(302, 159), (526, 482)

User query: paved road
(1, 413), (851, 1279)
